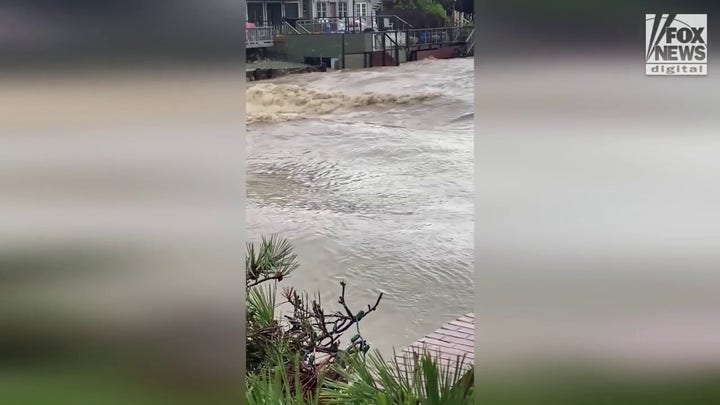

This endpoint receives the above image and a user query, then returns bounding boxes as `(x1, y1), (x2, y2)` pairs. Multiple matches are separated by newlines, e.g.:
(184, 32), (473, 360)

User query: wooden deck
(396, 313), (475, 375)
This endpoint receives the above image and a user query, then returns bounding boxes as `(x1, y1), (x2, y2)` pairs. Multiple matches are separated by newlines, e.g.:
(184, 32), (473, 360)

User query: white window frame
(355, 2), (368, 17)
(316, 1), (328, 18)
(338, 2), (348, 18)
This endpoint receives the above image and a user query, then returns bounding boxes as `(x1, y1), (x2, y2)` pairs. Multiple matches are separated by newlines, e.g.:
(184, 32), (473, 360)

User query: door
(327, 2), (337, 18)
(247, 2), (264, 25)
(267, 2), (282, 27)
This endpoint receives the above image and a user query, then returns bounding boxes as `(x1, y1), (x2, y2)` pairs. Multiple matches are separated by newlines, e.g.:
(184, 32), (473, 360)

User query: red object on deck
(416, 47), (458, 60)
(246, 22), (256, 29)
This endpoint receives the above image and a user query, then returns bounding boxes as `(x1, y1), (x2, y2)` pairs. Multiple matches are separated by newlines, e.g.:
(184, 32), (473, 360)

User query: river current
(247, 58), (474, 354)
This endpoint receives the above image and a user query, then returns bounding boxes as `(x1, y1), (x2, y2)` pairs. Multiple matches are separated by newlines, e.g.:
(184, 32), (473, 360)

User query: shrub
(245, 235), (474, 403)
(246, 235), (383, 396)
(322, 349), (475, 404)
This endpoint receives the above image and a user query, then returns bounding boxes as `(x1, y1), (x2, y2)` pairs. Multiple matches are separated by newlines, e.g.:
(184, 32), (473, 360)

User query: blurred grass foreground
(0, 1), (246, 403)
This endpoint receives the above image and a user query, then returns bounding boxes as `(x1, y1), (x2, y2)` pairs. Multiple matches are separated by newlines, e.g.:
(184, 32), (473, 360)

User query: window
(316, 2), (327, 18)
(284, 2), (299, 19)
(338, 2), (348, 18)
(355, 2), (367, 17)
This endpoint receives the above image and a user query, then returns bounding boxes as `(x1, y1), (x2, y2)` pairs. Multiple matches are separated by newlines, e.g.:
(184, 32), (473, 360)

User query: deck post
(395, 30), (399, 66)
(341, 33), (346, 69)
(382, 33), (386, 66)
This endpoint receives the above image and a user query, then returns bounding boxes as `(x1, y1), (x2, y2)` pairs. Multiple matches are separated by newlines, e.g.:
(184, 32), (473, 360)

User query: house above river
(246, 0), (380, 27)
(245, 1), (474, 71)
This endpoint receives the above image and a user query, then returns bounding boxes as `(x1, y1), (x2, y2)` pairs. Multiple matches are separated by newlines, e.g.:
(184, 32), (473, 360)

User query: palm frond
(246, 234), (300, 288)
(247, 283), (277, 328)
(321, 349), (474, 404)
(246, 353), (323, 405)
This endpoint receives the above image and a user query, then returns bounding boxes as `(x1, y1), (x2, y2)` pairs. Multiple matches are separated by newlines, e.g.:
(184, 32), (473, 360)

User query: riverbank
(246, 60), (322, 82)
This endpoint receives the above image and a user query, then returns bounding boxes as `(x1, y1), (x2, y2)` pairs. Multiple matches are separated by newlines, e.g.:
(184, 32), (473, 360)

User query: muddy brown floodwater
(247, 58), (474, 355)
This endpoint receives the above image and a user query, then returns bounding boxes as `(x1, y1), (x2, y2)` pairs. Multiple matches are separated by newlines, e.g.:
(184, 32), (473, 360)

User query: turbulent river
(247, 58), (474, 355)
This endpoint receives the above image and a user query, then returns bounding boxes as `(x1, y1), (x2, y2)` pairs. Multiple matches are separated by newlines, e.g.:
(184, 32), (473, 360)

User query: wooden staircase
(464, 27), (475, 56)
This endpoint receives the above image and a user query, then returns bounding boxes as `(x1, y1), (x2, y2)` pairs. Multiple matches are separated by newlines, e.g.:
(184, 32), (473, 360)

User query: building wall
(343, 53), (366, 69)
(345, 33), (372, 53)
(285, 33), (372, 64)
(370, 50), (396, 66)
(399, 47), (407, 63)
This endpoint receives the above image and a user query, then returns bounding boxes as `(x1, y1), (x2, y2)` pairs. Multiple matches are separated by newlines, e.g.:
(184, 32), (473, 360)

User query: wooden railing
(292, 15), (414, 34)
(246, 27), (274, 48)
(406, 26), (473, 47)
(464, 27), (475, 55)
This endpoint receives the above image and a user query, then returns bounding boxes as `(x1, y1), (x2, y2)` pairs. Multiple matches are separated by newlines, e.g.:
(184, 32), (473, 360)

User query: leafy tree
(393, 0), (449, 23)
(454, 0), (473, 16)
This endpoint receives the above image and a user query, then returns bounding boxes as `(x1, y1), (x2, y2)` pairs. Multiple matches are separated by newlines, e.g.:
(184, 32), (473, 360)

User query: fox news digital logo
(646, 14), (707, 76)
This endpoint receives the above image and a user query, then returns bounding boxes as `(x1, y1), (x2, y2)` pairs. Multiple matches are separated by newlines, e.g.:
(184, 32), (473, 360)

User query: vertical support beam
(395, 30), (399, 65)
(351, 0), (355, 20)
(262, 1), (267, 26)
(341, 33), (346, 69)
(382, 33), (386, 66)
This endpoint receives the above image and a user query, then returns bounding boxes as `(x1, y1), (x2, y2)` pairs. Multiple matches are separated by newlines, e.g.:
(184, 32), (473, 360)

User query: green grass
(475, 367), (720, 405)
(0, 366), (242, 405)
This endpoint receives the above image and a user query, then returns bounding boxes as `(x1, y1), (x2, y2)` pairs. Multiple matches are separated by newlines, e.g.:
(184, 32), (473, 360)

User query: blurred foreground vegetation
(4, 241), (720, 403)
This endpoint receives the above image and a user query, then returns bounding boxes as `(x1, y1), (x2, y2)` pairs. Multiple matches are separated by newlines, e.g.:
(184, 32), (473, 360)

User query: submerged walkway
(245, 60), (311, 72)
(396, 313), (475, 375)
(245, 60), (316, 82)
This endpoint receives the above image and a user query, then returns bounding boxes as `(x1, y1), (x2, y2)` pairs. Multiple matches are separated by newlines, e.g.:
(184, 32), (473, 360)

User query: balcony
(246, 27), (274, 48)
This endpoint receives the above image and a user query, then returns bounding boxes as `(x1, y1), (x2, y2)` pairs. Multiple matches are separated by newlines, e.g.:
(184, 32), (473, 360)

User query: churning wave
(246, 83), (439, 124)
(449, 112), (474, 123)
